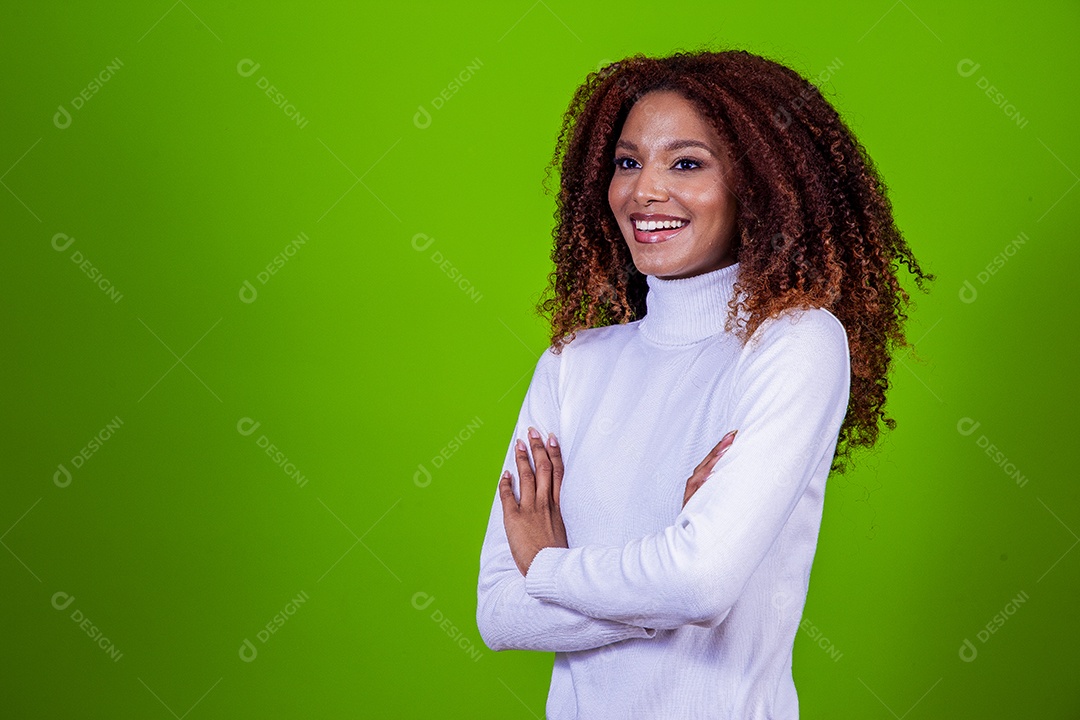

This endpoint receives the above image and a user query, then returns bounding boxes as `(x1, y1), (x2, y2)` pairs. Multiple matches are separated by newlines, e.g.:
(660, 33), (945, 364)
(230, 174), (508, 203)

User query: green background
(2, 1), (1077, 717)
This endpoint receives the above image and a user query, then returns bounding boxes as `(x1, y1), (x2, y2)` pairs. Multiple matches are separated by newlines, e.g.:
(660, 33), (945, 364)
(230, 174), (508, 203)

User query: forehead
(620, 90), (719, 143)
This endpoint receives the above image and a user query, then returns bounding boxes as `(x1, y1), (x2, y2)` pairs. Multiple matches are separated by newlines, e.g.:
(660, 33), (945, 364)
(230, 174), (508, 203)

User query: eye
(612, 156), (703, 171)
(673, 157), (703, 170)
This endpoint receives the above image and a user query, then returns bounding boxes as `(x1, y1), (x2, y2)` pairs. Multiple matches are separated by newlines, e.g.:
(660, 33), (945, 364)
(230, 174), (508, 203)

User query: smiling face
(608, 90), (739, 280)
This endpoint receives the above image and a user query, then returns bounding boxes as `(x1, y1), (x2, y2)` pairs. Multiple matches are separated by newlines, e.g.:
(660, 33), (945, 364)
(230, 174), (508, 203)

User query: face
(608, 90), (739, 280)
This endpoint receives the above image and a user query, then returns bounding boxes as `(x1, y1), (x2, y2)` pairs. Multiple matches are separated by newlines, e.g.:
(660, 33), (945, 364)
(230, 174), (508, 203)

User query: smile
(633, 218), (687, 231)
(632, 219), (690, 244)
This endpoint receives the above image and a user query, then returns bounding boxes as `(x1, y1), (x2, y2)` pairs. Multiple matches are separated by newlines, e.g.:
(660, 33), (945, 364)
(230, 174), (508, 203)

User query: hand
(682, 430), (738, 509)
(499, 426), (569, 577)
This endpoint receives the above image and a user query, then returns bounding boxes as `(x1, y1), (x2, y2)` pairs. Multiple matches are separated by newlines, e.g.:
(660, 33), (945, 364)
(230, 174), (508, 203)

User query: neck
(638, 262), (740, 345)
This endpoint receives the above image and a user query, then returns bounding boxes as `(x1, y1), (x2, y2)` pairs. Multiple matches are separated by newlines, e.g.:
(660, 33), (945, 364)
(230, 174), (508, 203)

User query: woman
(476, 48), (933, 719)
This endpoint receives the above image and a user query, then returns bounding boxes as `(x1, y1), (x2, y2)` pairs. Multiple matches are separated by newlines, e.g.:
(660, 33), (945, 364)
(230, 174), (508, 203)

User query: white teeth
(634, 219), (686, 231)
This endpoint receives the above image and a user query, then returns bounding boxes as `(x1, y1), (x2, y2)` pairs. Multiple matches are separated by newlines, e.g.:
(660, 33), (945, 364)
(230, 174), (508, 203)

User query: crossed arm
(475, 347), (658, 652)
(476, 310), (851, 650)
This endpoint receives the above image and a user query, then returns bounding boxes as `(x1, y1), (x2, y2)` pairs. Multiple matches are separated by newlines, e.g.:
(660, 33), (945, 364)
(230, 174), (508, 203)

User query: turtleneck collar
(638, 262), (740, 346)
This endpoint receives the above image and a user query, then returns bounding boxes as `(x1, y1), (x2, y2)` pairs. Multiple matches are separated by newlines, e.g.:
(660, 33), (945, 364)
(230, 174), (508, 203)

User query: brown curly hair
(536, 48), (935, 474)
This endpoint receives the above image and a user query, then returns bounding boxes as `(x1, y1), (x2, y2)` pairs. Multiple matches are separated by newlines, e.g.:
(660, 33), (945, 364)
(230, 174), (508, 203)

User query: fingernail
(528, 426), (541, 440)
(516, 438), (527, 452)
(548, 433), (558, 447)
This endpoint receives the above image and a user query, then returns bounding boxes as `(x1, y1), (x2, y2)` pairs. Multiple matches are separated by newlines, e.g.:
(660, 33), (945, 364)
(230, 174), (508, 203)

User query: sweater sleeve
(476, 345), (658, 651)
(522, 310), (851, 630)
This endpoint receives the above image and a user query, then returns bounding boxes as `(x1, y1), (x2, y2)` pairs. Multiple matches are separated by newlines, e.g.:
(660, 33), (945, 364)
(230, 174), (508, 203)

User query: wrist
(523, 546), (564, 602)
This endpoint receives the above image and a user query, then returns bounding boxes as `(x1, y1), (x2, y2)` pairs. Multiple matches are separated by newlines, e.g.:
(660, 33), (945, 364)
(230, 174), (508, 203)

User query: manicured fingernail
(501, 470), (510, 480)
(528, 426), (541, 440)
(548, 433), (558, 447)
(516, 438), (527, 452)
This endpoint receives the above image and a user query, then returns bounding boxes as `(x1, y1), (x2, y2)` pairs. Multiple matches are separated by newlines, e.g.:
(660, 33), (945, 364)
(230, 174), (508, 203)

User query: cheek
(684, 182), (732, 222)
(607, 178), (626, 210)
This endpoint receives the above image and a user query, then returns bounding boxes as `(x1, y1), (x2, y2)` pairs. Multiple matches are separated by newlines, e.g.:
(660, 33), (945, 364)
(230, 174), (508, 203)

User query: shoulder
(534, 322), (638, 384)
(746, 306), (848, 356)
(553, 322), (638, 358)
(735, 307), (851, 387)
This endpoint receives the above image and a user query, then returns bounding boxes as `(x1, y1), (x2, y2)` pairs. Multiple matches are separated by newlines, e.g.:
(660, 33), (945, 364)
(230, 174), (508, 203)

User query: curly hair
(535, 48), (935, 474)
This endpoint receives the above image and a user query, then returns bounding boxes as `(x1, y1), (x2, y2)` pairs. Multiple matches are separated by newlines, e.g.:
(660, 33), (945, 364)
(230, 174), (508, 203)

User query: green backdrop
(2, 1), (1077, 717)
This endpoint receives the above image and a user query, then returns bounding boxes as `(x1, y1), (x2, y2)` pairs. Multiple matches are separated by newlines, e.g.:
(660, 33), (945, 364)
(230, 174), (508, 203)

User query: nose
(632, 161), (668, 204)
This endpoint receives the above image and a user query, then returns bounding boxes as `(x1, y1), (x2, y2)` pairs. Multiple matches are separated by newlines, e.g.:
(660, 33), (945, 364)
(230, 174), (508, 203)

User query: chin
(629, 254), (674, 276)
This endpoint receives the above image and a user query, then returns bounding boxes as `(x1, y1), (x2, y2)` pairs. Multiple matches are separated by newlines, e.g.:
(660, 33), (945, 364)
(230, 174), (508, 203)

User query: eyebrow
(614, 138), (719, 159)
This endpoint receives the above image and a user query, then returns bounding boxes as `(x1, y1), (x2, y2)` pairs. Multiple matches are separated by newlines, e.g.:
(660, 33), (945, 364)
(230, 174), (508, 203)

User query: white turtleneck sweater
(476, 261), (851, 719)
